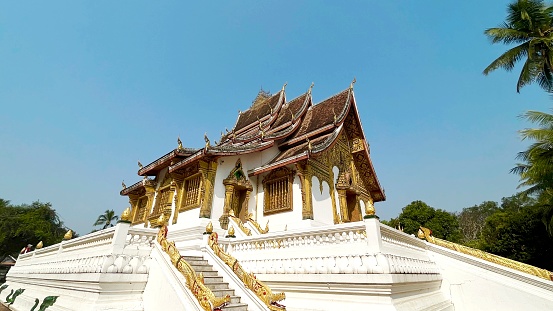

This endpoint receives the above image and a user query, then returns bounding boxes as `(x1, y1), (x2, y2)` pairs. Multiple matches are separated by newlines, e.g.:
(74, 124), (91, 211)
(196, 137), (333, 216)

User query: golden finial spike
(282, 82), (287, 91)
(177, 136), (183, 150)
(122, 181), (126, 189)
(350, 77), (356, 89)
(308, 82), (314, 94)
(204, 132), (210, 148)
(228, 225), (235, 236)
(138, 160), (143, 169)
(206, 221), (213, 234)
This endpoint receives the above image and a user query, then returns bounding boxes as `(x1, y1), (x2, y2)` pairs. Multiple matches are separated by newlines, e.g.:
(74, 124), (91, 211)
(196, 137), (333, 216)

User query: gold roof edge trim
(418, 227), (553, 281)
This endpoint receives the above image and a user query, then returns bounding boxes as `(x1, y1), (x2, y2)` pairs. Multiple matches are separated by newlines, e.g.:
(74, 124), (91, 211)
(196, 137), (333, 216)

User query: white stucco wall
(312, 177), (333, 225)
(428, 244), (553, 311)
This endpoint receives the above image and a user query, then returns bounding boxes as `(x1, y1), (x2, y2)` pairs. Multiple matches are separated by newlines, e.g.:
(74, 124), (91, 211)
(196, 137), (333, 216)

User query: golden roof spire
(308, 82), (314, 94)
(350, 77), (356, 89)
(177, 136), (183, 150)
(282, 82), (287, 91)
(138, 160), (143, 169)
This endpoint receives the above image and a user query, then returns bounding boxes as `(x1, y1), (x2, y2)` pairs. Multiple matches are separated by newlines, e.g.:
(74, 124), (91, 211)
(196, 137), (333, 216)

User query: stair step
(178, 253), (247, 310)
(186, 259), (209, 265)
(202, 276), (224, 283)
(190, 265), (216, 272)
(181, 256), (204, 260)
(198, 270), (219, 277)
(222, 303), (249, 311)
(211, 288), (236, 297)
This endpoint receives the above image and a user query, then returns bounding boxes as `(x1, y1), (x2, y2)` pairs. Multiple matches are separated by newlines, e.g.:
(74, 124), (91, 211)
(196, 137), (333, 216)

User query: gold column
(337, 189), (348, 223)
(171, 173), (184, 224)
(199, 160), (218, 218)
(128, 195), (140, 223)
(298, 164), (314, 220)
(219, 184), (234, 229)
(143, 185), (156, 227)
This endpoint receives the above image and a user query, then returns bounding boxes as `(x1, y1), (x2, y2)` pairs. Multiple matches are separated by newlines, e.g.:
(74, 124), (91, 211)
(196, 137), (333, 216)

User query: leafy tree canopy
(0, 199), (72, 257)
(480, 197), (553, 270)
(384, 200), (462, 242)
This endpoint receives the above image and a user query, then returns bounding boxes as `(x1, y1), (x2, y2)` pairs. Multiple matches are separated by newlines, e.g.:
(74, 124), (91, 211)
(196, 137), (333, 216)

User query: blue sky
(1, 1), (550, 235)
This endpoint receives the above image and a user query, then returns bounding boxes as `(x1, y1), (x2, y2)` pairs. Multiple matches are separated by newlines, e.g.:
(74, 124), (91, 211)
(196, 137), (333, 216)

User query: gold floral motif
(208, 233), (286, 310)
(247, 213), (269, 234)
(418, 226), (553, 281)
(157, 226), (230, 311)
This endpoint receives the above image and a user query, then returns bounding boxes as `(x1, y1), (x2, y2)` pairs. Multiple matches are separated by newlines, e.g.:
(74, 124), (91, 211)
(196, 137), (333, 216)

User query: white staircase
(181, 255), (249, 311)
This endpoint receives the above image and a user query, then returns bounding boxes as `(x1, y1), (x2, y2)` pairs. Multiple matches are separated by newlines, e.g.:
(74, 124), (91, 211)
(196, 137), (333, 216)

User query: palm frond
(483, 42), (529, 75)
(484, 26), (531, 44)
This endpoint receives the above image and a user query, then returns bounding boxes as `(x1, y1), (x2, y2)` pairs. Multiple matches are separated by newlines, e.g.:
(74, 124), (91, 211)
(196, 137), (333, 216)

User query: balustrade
(9, 223), (157, 276)
(217, 221), (439, 275)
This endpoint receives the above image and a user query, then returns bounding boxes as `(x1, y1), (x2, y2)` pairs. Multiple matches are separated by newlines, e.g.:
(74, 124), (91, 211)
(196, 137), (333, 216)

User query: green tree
(93, 209), (118, 229)
(386, 201), (462, 242)
(480, 197), (553, 270)
(0, 199), (70, 257)
(457, 201), (500, 247)
(511, 110), (553, 234)
(483, 0), (553, 92)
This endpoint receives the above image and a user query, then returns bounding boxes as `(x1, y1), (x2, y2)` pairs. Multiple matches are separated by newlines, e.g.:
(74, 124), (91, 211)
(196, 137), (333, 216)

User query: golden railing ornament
(157, 225), (230, 311)
(204, 221), (214, 235)
(207, 232), (286, 310)
(226, 225), (236, 238)
(418, 226), (553, 281)
(63, 230), (73, 240)
(120, 207), (132, 223)
(36, 241), (43, 249)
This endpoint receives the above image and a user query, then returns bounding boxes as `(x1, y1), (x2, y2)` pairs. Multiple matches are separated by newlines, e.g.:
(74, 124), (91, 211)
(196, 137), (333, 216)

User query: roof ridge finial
(350, 77), (356, 89)
(282, 82), (287, 91)
(138, 160), (143, 169)
(204, 132), (210, 149)
(308, 82), (314, 94)
(177, 136), (183, 150)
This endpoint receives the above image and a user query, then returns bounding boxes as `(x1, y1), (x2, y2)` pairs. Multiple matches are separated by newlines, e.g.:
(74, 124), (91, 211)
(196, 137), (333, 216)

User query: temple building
(3, 82), (553, 311)
(121, 81), (385, 234)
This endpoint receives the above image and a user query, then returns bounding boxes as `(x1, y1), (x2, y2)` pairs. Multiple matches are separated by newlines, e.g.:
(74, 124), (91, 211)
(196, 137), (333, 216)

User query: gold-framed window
(133, 196), (149, 224)
(181, 173), (202, 210)
(262, 167), (294, 215)
(151, 186), (172, 218)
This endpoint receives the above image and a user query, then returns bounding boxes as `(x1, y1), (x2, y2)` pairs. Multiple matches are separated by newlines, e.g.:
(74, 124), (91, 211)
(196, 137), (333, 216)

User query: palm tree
(511, 110), (553, 234)
(483, 0), (553, 92)
(93, 209), (119, 229)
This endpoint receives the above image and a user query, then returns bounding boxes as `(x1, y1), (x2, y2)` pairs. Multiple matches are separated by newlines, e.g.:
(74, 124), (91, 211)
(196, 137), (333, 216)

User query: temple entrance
(346, 191), (361, 222)
(220, 159), (253, 229)
(231, 187), (249, 223)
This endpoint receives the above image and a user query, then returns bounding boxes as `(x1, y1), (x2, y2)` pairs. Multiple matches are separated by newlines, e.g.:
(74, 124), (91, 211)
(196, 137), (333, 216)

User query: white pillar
(364, 217), (383, 254)
(111, 221), (131, 254)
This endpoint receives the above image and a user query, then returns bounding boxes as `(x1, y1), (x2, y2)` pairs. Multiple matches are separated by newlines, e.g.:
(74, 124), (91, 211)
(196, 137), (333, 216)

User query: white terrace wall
(212, 219), (452, 311)
(426, 242), (553, 311)
(1, 223), (157, 311)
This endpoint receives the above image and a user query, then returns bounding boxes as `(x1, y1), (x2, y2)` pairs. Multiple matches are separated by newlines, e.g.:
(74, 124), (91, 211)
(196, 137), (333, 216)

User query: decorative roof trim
(269, 91), (312, 134)
(280, 88), (352, 147)
(169, 149), (206, 173)
(138, 147), (198, 176)
(249, 151), (309, 176)
(349, 91), (385, 201)
(233, 90), (285, 136)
